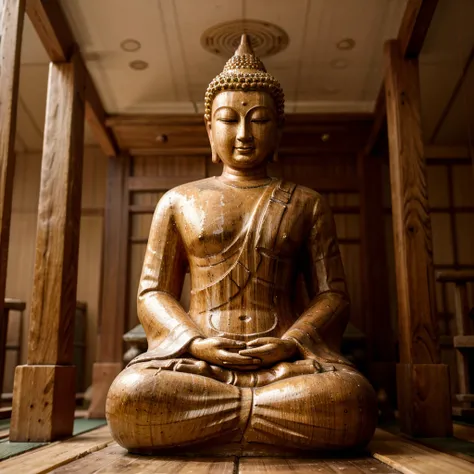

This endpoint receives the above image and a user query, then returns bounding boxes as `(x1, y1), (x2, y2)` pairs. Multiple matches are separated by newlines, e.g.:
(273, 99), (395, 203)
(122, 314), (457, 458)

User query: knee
(106, 366), (174, 449)
(251, 368), (377, 450)
(319, 368), (378, 449)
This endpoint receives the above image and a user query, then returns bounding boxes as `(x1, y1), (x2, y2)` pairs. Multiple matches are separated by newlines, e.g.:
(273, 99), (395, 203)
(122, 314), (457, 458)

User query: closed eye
(217, 118), (238, 123)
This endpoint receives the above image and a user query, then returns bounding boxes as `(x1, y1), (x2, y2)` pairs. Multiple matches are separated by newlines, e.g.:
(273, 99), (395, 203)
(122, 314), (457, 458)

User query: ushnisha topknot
(204, 34), (285, 125)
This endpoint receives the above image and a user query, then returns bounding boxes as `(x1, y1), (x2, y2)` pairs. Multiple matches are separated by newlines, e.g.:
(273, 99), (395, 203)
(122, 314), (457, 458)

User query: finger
(218, 350), (261, 365)
(215, 338), (247, 349)
(175, 363), (207, 375)
(239, 344), (277, 356)
(246, 338), (276, 347)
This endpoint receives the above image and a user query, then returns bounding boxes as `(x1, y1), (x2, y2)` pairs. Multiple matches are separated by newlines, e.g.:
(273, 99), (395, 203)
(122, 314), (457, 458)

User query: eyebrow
(213, 105), (273, 115)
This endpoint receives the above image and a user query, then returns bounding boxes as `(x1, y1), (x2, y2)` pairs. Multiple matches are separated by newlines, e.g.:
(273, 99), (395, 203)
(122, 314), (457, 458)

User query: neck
(220, 164), (270, 187)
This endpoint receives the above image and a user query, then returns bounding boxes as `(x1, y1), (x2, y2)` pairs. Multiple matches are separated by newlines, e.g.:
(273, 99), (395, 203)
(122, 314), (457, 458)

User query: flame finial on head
(204, 34), (284, 124)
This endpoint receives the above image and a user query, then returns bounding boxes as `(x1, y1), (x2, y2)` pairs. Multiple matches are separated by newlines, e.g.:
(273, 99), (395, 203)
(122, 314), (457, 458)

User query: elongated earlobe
(271, 149), (279, 163)
(211, 148), (221, 164)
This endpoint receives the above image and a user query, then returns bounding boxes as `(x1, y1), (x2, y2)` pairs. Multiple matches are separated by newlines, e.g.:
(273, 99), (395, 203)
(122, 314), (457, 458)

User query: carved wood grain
(385, 39), (439, 365)
(385, 39), (452, 436)
(0, 0), (25, 403)
(27, 55), (86, 365)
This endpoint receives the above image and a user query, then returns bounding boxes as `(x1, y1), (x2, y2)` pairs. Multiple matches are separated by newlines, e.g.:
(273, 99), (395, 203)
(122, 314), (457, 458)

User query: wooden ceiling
(12, 0), (474, 154)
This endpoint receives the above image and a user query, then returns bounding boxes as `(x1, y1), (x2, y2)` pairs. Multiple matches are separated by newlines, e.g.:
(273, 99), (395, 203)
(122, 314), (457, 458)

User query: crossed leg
(106, 362), (376, 451)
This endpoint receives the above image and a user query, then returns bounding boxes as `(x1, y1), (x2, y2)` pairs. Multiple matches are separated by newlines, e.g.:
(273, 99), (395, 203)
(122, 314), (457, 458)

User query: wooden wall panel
(3, 147), (106, 393)
(431, 214), (454, 265)
(427, 165), (449, 208)
(452, 165), (474, 207)
(456, 214), (474, 264)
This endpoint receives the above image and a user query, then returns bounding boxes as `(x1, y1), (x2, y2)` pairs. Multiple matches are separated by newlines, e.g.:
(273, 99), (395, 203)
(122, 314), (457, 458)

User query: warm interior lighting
(120, 39), (141, 52)
(129, 60), (149, 70)
(336, 38), (355, 50)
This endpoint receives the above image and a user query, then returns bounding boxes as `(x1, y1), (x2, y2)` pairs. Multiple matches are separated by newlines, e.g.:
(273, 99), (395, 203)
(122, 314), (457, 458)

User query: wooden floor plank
(369, 429), (474, 474)
(349, 458), (401, 472)
(239, 457), (399, 473)
(239, 458), (335, 473)
(0, 426), (113, 473)
(51, 445), (128, 473)
(51, 443), (235, 474)
(91, 456), (235, 473)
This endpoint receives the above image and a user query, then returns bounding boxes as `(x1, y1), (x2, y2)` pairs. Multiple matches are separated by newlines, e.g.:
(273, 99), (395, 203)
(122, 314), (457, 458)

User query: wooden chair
(436, 270), (474, 418)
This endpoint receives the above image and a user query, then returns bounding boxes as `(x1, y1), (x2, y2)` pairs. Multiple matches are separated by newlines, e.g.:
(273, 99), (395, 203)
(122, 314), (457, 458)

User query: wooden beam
(365, 0), (439, 155)
(26, 0), (119, 157)
(430, 46), (474, 144)
(398, 0), (439, 58)
(10, 53), (86, 442)
(82, 56), (119, 157)
(111, 113), (373, 154)
(0, 0), (25, 407)
(425, 146), (471, 160)
(384, 39), (451, 437)
(25, 0), (74, 61)
(88, 154), (130, 418)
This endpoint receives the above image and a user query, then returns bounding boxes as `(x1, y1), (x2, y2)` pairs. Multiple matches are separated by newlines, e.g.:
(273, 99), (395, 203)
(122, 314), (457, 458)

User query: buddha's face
(206, 91), (280, 169)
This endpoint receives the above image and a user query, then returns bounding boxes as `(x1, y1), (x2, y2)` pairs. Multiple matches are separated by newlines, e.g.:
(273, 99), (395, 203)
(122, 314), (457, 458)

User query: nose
(236, 118), (253, 143)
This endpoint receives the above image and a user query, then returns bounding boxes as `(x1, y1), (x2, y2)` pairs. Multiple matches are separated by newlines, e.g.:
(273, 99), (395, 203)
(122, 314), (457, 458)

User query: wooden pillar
(384, 39), (452, 437)
(358, 152), (396, 412)
(0, 0), (25, 399)
(10, 54), (86, 441)
(88, 154), (129, 418)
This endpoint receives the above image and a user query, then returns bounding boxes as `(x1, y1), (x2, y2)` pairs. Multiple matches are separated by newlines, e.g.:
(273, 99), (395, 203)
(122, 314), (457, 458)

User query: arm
(282, 194), (351, 365)
(137, 191), (203, 358)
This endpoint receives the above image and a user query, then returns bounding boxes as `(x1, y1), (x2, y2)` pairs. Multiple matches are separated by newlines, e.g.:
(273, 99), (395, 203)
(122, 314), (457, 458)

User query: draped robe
(106, 177), (377, 451)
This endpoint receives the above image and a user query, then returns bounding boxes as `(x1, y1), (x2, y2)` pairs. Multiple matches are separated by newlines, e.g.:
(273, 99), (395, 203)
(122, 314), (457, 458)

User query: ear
(205, 118), (220, 164)
(205, 118), (213, 148)
(271, 128), (282, 162)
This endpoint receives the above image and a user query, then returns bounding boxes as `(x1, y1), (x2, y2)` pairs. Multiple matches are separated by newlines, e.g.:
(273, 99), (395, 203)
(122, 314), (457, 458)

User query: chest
(176, 187), (310, 259)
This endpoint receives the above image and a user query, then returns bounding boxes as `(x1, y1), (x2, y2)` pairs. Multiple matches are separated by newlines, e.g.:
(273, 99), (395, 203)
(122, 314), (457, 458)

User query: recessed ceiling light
(121, 39), (141, 52)
(330, 59), (348, 69)
(336, 38), (355, 51)
(321, 133), (330, 142)
(129, 60), (149, 71)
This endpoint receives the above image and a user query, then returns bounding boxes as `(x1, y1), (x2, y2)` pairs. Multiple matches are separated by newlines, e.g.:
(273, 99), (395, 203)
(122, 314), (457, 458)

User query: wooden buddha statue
(106, 35), (377, 452)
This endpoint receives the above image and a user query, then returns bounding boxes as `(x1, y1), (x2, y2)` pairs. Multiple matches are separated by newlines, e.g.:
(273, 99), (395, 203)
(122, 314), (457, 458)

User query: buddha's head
(204, 35), (285, 169)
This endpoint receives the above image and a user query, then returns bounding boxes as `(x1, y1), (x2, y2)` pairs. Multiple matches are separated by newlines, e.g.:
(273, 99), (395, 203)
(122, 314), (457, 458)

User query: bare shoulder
(155, 177), (217, 209)
(292, 183), (324, 206)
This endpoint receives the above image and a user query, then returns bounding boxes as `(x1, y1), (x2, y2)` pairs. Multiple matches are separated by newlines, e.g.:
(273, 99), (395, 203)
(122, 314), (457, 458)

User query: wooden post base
(10, 365), (76, 442)
(397, 363), (452, 437)
(88, 362), (122, 418)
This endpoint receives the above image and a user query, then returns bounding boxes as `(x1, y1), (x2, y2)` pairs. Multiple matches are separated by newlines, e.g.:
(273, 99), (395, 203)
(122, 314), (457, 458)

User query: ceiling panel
(298, 0), (406, 106)
(61, 0), (177, 112)
(12, 0), (473, 151)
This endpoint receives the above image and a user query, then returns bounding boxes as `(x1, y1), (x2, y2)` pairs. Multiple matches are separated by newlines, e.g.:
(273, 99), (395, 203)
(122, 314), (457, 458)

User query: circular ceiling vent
(201, 20), (289, 58)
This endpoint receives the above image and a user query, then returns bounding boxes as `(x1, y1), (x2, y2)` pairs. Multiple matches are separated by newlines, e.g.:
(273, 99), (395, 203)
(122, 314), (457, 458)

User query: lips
(234, 147), (255, 153)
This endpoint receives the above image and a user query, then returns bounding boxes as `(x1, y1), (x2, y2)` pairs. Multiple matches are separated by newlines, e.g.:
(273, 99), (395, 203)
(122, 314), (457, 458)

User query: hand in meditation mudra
(106, 35), (377, 453)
